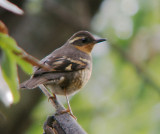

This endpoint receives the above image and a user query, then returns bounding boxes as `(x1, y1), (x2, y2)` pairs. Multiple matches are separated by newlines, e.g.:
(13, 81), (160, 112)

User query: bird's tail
(20, 77), (47, 89)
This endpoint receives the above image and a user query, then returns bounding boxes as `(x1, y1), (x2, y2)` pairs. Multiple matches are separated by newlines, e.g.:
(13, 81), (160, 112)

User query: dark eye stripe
(82, 38), (89, 43)
(72, 39), (90, 46)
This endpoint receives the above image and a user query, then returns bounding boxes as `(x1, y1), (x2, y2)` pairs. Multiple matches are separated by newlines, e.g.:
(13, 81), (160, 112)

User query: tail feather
(20, 77), (47, 89)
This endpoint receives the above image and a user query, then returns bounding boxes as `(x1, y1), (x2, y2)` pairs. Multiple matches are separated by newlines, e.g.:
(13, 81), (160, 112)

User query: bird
(20, 31), (106, 118)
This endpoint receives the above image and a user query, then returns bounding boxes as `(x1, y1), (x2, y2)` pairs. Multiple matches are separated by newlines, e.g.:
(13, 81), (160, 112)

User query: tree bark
(43, 114), (87, 134)
(39, 85), (87, 134)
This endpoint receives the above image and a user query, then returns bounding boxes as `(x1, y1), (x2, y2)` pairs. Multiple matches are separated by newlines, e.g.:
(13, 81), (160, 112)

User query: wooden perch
(39, 85), (87, 134)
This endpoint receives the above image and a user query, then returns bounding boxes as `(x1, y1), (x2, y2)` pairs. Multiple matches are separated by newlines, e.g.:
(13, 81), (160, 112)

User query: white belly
(45, 68), (92, 95)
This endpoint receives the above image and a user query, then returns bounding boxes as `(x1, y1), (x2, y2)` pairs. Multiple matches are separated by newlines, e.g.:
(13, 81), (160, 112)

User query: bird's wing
(33, 55), (89, 77)
(20, 55), (89, 89)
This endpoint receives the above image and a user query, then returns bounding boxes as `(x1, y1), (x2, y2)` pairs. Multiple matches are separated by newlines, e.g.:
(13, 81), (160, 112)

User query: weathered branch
(39, 85), (87, 134)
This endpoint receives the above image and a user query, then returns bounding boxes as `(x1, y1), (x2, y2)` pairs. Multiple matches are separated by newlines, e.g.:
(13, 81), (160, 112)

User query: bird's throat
(75, 44), (94, 54)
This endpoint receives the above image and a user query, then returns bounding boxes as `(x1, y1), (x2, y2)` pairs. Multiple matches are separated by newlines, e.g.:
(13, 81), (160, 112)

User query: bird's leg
(48, 93), (57, 102)
(42, 85), (57, 102)
(65, 93), (73, 115)
(60, 89), (77, 120)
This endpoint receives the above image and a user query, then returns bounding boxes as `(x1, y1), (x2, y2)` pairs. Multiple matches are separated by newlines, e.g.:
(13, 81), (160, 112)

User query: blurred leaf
(15, 56), (33, 74)
(0, 33), (21, 52)
(0, 20), (8, 34)
(0, 33), (34, 103)
(0, 33), (33, 74)
(1, 50), (20, 103)
(0, 0), (24, 15)
(0, 66), (13, 106)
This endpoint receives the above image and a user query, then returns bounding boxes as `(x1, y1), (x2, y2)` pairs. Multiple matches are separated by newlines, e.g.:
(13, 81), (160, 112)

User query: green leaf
(0, 33), (33, 74)
(0, 33), (21, 52)
(16, 57), (33, 74)
(1, 50), (20, 103)
(0, 33), (33, 103)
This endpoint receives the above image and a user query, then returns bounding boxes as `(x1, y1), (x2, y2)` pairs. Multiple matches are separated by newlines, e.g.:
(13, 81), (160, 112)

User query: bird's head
(68, 31), (106, 54)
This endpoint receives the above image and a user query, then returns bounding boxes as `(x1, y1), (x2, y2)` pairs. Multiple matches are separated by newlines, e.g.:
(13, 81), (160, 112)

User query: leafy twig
(13, 50), (55, 72)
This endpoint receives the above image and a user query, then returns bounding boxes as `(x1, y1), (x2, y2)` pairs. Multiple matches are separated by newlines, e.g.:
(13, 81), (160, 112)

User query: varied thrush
(21, 31), (106, 117)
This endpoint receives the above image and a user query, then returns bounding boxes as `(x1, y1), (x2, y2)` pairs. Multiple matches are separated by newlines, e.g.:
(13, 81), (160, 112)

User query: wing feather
(33, 56), (88, 77)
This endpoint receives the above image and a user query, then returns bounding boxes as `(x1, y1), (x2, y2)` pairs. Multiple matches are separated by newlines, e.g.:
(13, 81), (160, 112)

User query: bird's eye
(81, 38), (88, 43)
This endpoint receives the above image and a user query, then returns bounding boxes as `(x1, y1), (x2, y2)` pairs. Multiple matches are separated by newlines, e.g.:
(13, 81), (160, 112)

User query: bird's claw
(59, 109), (77, 120)
(48, 93), (57, 102)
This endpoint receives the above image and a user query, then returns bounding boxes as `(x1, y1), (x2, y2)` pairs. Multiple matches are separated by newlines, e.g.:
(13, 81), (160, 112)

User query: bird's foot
(59, 108), (77, 120)
(48, 93), (57, 102)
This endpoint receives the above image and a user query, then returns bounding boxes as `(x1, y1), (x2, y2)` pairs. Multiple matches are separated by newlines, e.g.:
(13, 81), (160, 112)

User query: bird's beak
(94, 38), (106, 44)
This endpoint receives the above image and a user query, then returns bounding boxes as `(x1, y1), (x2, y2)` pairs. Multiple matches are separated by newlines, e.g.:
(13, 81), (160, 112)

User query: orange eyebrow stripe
(69, 37), (84, 44)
